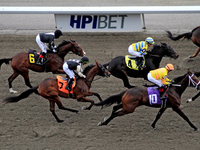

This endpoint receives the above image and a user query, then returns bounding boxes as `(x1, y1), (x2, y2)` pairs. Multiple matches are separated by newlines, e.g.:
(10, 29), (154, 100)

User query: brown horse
(3, 60), (110, 123)
(0, 39), (86, 93)
(95, 69), (200, 131)
(167, 26), (200, 58)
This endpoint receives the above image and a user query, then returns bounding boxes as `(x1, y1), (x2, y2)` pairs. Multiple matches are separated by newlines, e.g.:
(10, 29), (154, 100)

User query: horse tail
(166, 30), (192, 41)
(0, 58), (12, 69)
(94, 90), (126, 108)
(3, 86), (39, 103)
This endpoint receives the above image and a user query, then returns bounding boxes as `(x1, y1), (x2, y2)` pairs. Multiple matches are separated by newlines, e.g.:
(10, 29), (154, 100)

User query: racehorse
(0, 39), (86, 93)
(167, 26), (200, 58)
(95, 69), (200, 131)
(3, 60), (110, 123)
(103, 43), (179, 88)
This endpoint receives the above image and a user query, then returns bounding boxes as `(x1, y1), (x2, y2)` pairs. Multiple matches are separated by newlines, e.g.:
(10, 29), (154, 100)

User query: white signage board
(55, 14), (142, 32)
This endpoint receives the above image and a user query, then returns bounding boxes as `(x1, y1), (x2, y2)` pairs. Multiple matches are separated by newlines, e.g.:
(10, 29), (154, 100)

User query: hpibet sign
(55, 14), (142, 32)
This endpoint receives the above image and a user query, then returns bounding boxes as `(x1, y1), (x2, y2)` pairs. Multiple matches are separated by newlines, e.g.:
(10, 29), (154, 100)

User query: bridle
(188, 73), (200, 89)
(70, 41), (83, 56)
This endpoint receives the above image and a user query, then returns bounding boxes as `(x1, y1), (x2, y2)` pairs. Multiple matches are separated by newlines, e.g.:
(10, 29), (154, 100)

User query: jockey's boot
(65, 78), (74, 91)
(159, 86), (167, 109)
(37, 52), (45, 65)
(137, 57), (146, 70)
(159, 87), (167, 100)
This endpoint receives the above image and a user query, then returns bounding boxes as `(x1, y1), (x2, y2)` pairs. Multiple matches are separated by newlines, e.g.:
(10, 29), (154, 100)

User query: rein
(81, 76), (103, 92)
(188, 74), (200, 89)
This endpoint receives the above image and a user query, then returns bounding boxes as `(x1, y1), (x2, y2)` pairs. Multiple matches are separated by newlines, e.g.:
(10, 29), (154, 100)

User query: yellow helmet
(165, 63), (174, 71)
(145, 37), (154, 44)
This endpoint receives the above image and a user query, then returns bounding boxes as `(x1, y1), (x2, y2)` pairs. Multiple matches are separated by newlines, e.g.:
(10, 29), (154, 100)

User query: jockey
(147, 63), (174, 101)
(128, 37), (154, 70)
(36, 29), (63, 64)
(63, 56), (89, 91)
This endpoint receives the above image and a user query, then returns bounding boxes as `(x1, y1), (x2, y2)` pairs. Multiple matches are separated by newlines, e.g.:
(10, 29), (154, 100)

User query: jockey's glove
(83, 75), (86, 78)
(53, 49), (56, 53)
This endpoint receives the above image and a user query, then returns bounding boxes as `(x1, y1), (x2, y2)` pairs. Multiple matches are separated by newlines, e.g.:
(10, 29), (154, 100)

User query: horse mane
(172, 73), (187, 84)
(57, 40), (70, 48)
(192, 26), (200, 33)
(149, 44), (161, 54)
(83, 64), (95, 75)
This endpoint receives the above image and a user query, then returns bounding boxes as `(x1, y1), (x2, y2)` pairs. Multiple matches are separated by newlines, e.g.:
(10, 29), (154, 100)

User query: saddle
(147, 86), (167, 106)
(125, 55), (145, 70)
(28, 49), (48, 65)
(57, 76), (76, 95)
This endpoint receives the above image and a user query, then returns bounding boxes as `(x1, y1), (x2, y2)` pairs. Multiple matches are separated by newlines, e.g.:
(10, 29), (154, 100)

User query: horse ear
(95, 60), (99, 66)
(70, 39), (75, 42)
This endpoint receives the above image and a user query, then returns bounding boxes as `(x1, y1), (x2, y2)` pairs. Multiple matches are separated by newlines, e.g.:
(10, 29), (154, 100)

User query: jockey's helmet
(54, 30), (63, 39)
(145, 37), (155, 44)
(80, 56), (89, 64)
(165, 63), (174, 71)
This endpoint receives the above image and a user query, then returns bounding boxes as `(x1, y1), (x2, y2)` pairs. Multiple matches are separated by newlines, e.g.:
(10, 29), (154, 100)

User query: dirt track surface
(1, 32), (200, 150)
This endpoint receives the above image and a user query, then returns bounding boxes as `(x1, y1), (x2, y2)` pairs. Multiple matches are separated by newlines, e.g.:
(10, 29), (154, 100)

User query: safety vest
(132, 41), (148, 54)
(150, 68), (171, 85)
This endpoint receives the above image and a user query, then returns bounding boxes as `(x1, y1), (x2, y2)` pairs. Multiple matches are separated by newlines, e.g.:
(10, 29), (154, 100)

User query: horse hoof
(194, 128), (199, 131)
(186, 99), (192, 103)
(104, 117), (108, 122)
(76, 111), (80, 114)
(9, 88), (18, 94)
(153, 128), (157, 131)
(82, 106), (86, 110)
(97, 122), (102, 126)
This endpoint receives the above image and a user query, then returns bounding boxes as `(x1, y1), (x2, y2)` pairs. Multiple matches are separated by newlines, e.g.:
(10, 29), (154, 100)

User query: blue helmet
(145, 37), (154, 44)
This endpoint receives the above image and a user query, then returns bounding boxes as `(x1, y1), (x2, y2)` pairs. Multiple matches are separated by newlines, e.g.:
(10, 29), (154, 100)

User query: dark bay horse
(95, 69), (200, 131)
(0, 39), (86, 93)
(103, 43), (179, 88)
(167, 26), (200, 58)
(3, 60), (110, 123)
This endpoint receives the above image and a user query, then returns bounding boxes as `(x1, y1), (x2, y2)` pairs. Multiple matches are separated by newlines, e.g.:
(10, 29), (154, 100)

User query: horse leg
(151, 107), (167, 130)
(172, 106), (198, 131)
(79, 97), (94, 110)
(112, 70), (134, 88)
(87, 91), (102, 101)
(189, 47), (200, 58)
(8, 71), (19, 93)
(98, 104), (125, 126)
(56, 101), (79, 113)
(49, 101), (64, 123)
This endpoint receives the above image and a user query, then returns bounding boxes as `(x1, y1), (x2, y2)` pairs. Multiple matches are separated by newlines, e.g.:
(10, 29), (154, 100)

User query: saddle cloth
(28, 49), (40, 64)
(125, 55), (145, 70)
(57, 75), (76, 94)
(147, 86), (167, 106)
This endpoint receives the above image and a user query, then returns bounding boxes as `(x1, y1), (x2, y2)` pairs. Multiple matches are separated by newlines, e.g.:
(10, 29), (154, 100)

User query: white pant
(147, 72), (163, 87)
(36, 34), (48, 53)
(63, 62), (75, 79)
(128, 45), (143, 57)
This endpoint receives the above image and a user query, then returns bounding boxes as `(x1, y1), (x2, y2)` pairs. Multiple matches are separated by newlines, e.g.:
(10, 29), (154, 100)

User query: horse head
(57, 39), (86, 56)
(173, 69), (200, 90)
(150, 43), (179, 59)
(160, 42), (179, 59)
(95, 60), (111, 78)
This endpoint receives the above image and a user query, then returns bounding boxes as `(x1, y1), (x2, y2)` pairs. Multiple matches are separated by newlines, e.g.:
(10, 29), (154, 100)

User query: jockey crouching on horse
(63, 56), (89, 91)
(147, 63), (174, 108)
(128, 37), (154, 70)
(36, 29), (63, 64)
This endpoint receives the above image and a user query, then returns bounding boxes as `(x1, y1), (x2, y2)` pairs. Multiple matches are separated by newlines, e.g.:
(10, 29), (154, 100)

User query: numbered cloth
(147, 86), (167, 105)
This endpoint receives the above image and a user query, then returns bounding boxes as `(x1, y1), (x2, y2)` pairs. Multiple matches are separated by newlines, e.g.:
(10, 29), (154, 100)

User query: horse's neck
(145, 55), (162, 69)
(172, 76), (188, 96)
(85, 66), (98, 87)
(57, 44), (71, 58)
